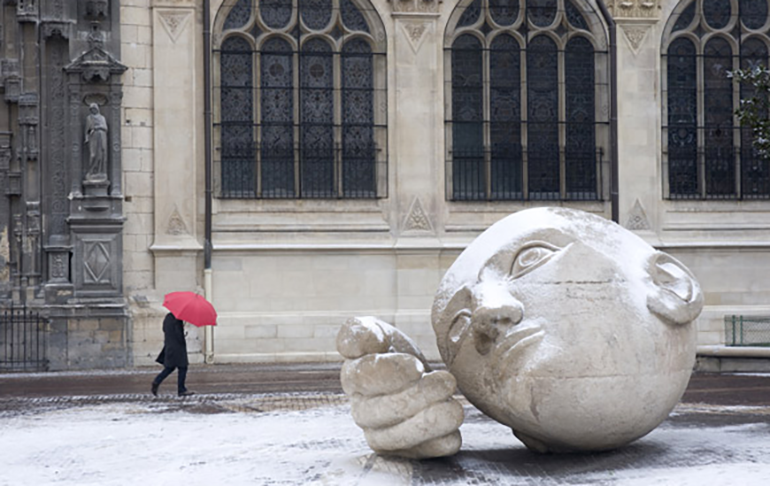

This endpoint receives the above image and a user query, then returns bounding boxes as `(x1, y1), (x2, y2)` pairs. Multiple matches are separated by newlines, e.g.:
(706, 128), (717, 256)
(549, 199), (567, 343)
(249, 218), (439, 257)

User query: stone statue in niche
(84, 103), (108, 182)
(337, 207), (703, 458)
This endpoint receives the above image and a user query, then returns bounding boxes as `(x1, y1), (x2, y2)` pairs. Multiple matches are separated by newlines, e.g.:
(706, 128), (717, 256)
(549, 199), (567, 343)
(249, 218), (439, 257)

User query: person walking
(151, 312), (194, 397)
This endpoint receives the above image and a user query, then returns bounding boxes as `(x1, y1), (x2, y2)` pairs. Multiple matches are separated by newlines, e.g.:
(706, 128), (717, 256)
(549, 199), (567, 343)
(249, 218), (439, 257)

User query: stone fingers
(350, 370), (457, 429)
(363, 399), (464, 454)
(336, 317), (391, 360)
(340, 353), (425, 396)
(393, 431), (463, 460)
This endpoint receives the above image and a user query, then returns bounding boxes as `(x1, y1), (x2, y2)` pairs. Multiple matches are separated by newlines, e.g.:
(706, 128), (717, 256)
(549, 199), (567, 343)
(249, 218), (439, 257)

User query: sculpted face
(432, 208), (703, 452)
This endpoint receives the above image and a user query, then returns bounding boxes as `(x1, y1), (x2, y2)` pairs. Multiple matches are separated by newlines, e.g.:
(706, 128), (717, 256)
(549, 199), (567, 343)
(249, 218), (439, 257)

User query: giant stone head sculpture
(337, 207), (703, 458)
(431, 207), (702, 452)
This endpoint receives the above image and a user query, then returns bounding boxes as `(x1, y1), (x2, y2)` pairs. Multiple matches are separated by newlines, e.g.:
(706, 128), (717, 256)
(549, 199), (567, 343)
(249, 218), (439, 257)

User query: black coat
(155, 313), (189, 368)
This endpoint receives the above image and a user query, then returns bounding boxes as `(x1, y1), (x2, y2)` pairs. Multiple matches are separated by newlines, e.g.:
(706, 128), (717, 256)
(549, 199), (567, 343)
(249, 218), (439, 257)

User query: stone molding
(389, 0), (442, 16)
(152, 0), (196, 6)
(606, 0), (661, 20)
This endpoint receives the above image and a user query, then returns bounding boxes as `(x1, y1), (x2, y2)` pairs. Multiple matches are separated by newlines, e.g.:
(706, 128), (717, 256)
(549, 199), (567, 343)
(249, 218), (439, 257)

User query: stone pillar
(389, 0), (444, 357)
(607, 0), (663, 234)
(149, 0), (203, 292)
(41, 21), (75, 302)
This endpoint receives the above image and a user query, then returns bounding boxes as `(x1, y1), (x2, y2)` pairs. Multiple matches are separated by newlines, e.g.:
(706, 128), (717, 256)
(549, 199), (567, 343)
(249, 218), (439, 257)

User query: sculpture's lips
(493, 325), (545, 375)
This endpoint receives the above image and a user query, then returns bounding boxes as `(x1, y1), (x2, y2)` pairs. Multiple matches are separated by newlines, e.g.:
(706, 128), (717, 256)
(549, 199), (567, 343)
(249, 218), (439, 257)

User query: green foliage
(730, 65), (770, 159)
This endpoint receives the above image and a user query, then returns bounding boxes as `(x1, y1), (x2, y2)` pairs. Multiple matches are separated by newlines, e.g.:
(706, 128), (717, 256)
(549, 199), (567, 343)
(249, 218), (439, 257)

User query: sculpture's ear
(442, 285), (474, 366)
(647, 252), (703, 325)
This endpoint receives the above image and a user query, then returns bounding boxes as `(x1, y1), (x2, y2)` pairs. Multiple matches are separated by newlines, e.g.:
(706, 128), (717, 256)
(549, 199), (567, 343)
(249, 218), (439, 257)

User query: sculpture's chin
(495, 368), (694, 453)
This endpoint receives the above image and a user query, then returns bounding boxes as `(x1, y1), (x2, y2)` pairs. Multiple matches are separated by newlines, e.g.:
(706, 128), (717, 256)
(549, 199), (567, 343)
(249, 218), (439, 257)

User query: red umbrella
(163, 292), (218, 327)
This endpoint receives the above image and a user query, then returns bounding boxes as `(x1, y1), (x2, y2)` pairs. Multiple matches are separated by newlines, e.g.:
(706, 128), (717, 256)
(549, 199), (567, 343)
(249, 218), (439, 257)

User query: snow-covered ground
(1, 397), (770, 486)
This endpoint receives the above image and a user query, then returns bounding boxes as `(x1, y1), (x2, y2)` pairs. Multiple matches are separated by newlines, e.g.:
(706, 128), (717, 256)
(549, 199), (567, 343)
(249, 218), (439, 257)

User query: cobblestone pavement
(1, 365), (770, 485)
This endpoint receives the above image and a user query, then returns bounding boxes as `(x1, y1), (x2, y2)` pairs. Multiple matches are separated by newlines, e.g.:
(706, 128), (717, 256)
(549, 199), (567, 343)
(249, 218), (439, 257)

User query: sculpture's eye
(511, 242), (561, 278)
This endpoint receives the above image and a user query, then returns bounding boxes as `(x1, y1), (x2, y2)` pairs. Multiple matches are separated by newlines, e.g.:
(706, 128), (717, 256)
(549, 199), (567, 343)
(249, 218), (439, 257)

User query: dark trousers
(153, 366), (188, 394)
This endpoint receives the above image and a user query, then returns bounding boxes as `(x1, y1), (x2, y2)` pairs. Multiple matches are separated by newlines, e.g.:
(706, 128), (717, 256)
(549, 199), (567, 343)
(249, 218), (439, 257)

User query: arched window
(444, 0), (610, 201)
(214, 0), (387, 199)
(662, 0), (770, 199)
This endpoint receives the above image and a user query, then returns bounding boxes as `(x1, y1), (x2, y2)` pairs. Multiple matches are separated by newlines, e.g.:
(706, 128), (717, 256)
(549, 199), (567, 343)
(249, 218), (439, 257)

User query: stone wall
(118, 0), (770, 366)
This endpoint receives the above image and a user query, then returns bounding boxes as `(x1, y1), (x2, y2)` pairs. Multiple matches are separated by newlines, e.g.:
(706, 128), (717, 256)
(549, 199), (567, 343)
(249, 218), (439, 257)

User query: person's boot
(178, 390), (195, 397)
(151, 382), (159, 397)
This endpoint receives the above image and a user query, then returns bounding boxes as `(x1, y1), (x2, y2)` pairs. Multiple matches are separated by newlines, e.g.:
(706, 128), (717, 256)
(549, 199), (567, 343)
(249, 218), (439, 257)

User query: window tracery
(445, 0), (609, 201)
(662, 0), (770, 199)
(214, 0), (386, 199)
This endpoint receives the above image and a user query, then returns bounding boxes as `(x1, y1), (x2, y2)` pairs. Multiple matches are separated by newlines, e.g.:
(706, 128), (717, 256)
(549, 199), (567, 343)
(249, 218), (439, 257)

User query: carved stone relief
(389, 0), (441, 15)
(167, 207), (189, 235)
(51, 0), (64, 17)
(621, 24), (650, 52)
(84, 240), (111, 284)
(84, 0), (109, 21)
(42, 22), (72, 40)
(403, 197), (433, 232)
(49, 252), (68, 281)
(65, 25), (127, 84)
(606, 0), (661, 19)
(2, 60), (21, 102)
(158, 9), (191, 43)
(16, 0), (38, 22)
(401, 21), (430, 54)
(626, 199), (652, 230)
(48, 40), (69, 237)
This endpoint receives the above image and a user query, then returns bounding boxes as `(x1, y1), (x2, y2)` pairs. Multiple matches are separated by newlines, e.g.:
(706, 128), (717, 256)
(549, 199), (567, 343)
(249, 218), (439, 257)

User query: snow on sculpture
(337, 207), (703, 457)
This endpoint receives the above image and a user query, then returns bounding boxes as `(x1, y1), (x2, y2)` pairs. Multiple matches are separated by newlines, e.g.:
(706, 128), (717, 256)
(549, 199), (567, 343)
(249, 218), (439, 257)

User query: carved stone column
(389, 0), (442, 239)
(149, 0), (203, 292)
(42, 22), (74, 297)
(606, 0), (662, 53)
(606, 0), (663, 232)
(389, 0), (443, 344)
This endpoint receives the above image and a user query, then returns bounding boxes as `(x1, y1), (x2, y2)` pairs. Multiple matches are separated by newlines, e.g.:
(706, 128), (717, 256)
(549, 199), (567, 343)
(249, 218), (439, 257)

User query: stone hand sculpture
(84, 103), (108, 181)
(337, 207), (703, 458)
(337, 316), (464, 458)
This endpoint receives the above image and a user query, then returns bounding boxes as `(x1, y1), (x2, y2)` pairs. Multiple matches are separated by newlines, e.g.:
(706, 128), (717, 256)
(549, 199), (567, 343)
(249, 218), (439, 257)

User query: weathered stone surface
(338, 207), (703, 457)
(337, 316), (464, 458)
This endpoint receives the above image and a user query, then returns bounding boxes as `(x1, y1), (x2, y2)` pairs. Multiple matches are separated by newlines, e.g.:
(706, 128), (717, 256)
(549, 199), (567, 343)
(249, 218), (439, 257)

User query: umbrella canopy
(163, 292), (218, 327)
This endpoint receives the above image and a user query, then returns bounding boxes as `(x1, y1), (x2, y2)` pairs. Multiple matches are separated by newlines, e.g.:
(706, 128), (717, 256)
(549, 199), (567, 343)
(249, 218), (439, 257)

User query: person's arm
(171, 320), (187, 348)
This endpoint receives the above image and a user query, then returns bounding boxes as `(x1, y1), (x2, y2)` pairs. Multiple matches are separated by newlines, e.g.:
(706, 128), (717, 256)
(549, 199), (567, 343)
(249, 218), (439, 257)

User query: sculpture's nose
(471, 282), (524, 355)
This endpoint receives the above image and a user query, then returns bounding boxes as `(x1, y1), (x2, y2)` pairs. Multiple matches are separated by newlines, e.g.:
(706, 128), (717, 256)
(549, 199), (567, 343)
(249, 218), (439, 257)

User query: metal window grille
(0, 305), (49, 372)
(445, 0), (610, 202)
(214, 0), (387, 200)
(662, 0), (770, 200)
(724, 315), (770, 347)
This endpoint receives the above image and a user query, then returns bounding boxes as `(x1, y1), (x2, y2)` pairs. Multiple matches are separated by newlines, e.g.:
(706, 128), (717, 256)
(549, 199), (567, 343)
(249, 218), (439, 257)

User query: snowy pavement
(2, 391), (770, 486)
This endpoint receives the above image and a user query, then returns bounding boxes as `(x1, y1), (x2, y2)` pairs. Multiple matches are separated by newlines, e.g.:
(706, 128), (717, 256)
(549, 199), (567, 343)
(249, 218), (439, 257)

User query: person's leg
(177, 366), (189, 395)
(152, 366), (176, 395)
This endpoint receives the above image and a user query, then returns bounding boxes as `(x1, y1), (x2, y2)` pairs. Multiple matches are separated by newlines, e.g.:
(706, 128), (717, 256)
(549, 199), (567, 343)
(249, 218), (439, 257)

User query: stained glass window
(220, 36), (254, 197)
(214, 0), (387, 199)
(446, 0), (609, 201)
(663, 0), (770, 199)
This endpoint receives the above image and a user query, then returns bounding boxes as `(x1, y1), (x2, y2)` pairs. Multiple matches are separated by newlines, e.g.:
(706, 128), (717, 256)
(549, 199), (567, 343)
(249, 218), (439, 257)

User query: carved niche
(64, 26), (127, 84)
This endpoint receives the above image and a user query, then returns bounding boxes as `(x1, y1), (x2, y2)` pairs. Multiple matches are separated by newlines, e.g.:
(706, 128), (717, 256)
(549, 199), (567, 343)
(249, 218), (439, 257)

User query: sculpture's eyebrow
(477, 229), (572, 281)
